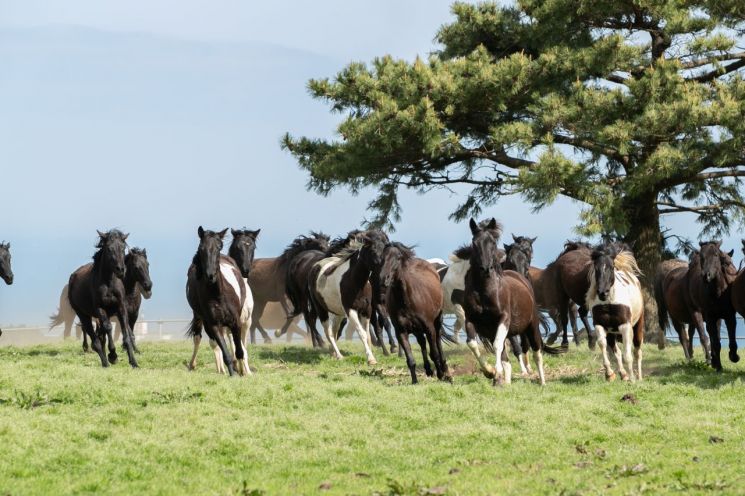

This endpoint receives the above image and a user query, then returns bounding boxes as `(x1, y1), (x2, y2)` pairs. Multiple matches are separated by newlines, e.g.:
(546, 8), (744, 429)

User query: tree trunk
(623, 193), (665, 348)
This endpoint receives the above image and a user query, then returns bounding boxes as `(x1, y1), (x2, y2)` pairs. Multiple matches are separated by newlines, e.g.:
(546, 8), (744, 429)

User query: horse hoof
(561, 342), (569, 349)
(390, 345), (398, 354)
(274, 329), (282, 338)
(606, 372), (616, 382)
(108, 354), (118, 365)
(482, 367), (496, 379)
(130, 363), (139, 369)
(729, 351), (740, 363)
(367, 359), (378, 366)
(546, 333), (558, 345)
(621, 372), (630, 381)
(492, 376), (505, 387)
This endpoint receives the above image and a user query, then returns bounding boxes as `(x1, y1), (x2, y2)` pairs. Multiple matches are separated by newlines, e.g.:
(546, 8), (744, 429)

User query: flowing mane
(381, 242), (416, 283)
(323, 239), (363, 271)
(278, 232), (329, 264)
(92, 229), (128, 265)
(614, 250), (641, 276)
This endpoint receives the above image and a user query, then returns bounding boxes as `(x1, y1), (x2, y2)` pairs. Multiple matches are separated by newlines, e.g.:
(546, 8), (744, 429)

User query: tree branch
(689, 58), (745, 82)
(680, 51), (745, 70)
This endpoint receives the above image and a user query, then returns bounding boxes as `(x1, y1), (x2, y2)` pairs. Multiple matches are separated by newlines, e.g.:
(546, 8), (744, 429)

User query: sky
(0, 1), (734, 326)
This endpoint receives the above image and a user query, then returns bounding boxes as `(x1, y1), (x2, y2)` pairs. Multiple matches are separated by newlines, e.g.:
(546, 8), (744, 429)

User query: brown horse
(653, 257), (710, 361)
(689, 241), (738, 372)
(247, 231), (327, 344)
(462, 218), (548, 385)
(379, 242), (451, 384)
(539, 241), (597, 349)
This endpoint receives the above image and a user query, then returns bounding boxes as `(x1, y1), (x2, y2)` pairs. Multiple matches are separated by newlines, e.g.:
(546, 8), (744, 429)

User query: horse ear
(231, 228), (239, 237)
(142, 248), (147, 257)
(512, 233), (518, 242)
(198, 226), (205, 239)
(530, 237), (537, 244)
(97, 230), (105, 238)
(123, 233), (129, 241)
(503, 243), (512, 251)
(487, 218), (498, 230)
(469, 218), (480, 235)
(218, 228), (229, 239)
(251, 229), (261, 239)
(699, 241), (705, 247)
(727, 249), (734, 258)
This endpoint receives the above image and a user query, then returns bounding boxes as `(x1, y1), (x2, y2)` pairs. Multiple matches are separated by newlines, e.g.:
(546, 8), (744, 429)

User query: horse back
(67, 263), (95, 315)
(388, 258), (443, 323)
(555, 250), (592, 303)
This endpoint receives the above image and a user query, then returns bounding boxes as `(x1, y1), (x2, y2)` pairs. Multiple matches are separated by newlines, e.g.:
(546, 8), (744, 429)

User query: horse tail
(186, 316), (203, 338)
(653, 270), (669, 334)
(49, 309), (64, 330)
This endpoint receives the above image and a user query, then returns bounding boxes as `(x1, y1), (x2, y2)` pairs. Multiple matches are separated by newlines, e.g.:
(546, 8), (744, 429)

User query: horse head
(469, 218), (502, 275)
(511, 233), (537, 260)
(95, 229), (128, 278)
(358, 229), (389, 271)
(126, 248), (152, 299)
(196, 226), (227, 284)
(228, 228), (261, 278)
(0, 242), (12, 285)
(698, 241), (735, 294)
(590, 244), (619, 302)
(503, 242), (531, 277)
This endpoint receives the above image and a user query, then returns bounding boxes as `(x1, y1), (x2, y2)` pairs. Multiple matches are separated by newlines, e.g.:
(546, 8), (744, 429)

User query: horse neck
(123, 268), (139, 296)
(92, 250), (117, 283)
(347, 252), (372, 288)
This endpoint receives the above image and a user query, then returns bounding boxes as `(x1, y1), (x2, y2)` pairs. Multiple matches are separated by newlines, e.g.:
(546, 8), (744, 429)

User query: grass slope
(0, 341), (743, 495)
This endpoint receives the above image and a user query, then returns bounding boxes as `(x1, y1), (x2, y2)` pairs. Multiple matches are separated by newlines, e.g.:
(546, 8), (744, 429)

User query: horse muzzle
(2, 273), (13, 285)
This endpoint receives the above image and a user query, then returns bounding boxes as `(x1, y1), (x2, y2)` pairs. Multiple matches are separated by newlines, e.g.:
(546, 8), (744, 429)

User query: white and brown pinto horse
(186, 227), (253, 376)
(309, 231), (385, 365)
(586, 244), (644, 381)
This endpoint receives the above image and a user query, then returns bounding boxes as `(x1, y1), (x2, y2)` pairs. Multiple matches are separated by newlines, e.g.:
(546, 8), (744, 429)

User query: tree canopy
(283, 0), (745, 267)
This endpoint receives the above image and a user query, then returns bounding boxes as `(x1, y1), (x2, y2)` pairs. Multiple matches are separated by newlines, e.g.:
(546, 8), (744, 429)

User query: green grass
(0, 340), (744, 495)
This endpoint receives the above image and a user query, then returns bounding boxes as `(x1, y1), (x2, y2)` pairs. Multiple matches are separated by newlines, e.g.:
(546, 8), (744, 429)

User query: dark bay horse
(689, 241), (738, 372)
(0, 242), (13, 337)
(110, 248), (153, 351)
(379, 242), (451, 384)
(539, 241), (597, 349)
(654, 257), (710, 361)
(68, 230), (137, 368)
(186, 227), (252, 376)
(462, 218), (549, 385)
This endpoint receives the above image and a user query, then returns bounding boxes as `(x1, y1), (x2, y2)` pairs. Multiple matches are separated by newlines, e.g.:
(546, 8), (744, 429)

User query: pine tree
(283, 1), (745, 341)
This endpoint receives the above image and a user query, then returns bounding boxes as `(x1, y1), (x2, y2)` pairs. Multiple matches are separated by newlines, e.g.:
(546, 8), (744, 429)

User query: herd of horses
(1, 220), (744, 385)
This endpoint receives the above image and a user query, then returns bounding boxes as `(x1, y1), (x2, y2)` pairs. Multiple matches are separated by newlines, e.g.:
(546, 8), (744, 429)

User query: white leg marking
(534, 350), (545, 386)
(209, 339), (225, 374)
(620, 323), (634, 382)
(323, 317), (343, 360)
(635, 346), (643, 381)
(502, 360), (512, 384)
(453, 304), (466, 343)
(493, 323), (509, 384)
(595, 325), (614, 380)
(347, 309), (377, 365)
(466, 338), (495, 377)
(612, 341), (628, 380)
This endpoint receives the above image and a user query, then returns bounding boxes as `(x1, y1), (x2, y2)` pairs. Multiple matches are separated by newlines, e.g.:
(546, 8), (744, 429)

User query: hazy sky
(0, 1), (730, 325)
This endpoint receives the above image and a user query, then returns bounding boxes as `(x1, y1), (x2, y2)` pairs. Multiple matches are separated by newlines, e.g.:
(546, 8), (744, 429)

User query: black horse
(68, 230), (137, 368)
(186, 227), (252, 376)
(0, 242), (13, 337)
(108, 248), (153, 353)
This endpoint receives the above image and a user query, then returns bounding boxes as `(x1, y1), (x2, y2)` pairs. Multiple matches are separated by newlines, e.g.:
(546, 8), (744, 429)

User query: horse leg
(129, 312), (141, 354)
(691, 311), (710, 363)
(525, 320), (545, 385)
(672, 320), (691, 360)
(104, 317), (118, 365)
(249, 300), (268, 344)
(347, 309), (377, 365)
(415, 333), (432, 377)
(620, 323), (635, 382)
(465, 321), (496, 379)
(208, 338), (225, 374)
(492, 321), (509, 386)
(322, 314), (343, 360)
(501, 347), (512, 385)
(116, 307), (138, 368)
(569, 303), (580, 346)
(433, 313), (451, 381)
(548, 298), (568, 345)
(705, 317), (723, 372)
(633, 316), (644, 380)
(724, 314), (739, 363)
(94, 310), (117, 366)
(231, 324), (249, 377)
(188, 334), (202, 370)
(595, 325), (614, 381)
(580, 306), (596, 350)
(508, 335), (528, 377)
(372, 309), (389, 356)
(608, 333), (628, 381)
(453, 304), (465, 344)
(210, 325), (235, 376)
(83, 314), (109, 368)
(396, 328), (418, 384)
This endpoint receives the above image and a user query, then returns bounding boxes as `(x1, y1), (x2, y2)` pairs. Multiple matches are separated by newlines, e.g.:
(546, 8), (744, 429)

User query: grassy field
(0, 340), (744, 495)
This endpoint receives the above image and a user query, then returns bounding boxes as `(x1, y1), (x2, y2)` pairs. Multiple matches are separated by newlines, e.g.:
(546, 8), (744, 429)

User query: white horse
(586, 246), (644, 382)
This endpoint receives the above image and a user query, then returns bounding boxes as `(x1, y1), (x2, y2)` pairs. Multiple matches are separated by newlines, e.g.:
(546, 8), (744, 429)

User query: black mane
(278, 232), (330, 263)
(93, 229), (128, 265)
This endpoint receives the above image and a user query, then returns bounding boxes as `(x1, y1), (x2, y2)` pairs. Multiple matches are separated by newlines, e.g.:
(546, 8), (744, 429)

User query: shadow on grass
(651, 359), (745, 389)
(256, 346), (329, 365)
